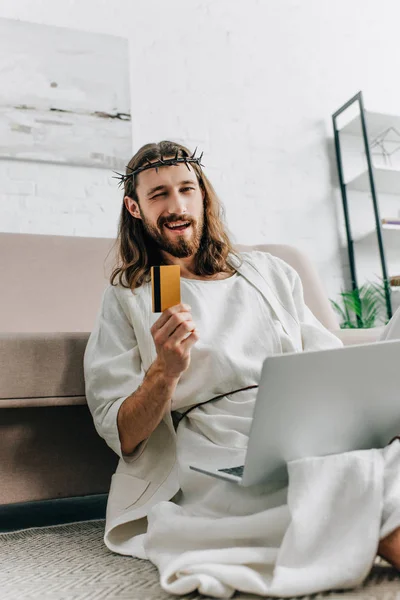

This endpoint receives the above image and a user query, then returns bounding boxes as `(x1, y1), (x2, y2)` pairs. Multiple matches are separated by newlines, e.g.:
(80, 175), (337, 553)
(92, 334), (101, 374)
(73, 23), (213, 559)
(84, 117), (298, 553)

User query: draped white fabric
(134, 393), (400, 598)
(143, 443), (400, 598)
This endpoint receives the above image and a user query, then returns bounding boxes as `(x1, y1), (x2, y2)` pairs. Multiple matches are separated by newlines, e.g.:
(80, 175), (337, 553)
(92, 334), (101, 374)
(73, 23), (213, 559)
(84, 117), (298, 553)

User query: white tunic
(173, 271), (290, 508)
(172, 270), (294, 414)
(124, 271), (400, 598)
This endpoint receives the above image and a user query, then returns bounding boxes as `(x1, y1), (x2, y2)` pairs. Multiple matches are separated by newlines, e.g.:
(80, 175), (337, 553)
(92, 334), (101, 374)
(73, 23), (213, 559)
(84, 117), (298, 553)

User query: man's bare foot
(378, 526), (400, 570)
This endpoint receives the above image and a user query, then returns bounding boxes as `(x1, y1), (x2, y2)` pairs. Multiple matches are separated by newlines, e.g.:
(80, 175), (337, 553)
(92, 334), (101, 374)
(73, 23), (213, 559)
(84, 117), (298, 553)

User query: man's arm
(117, 302), (199, 455)
(84, 285), (199, 457)
(117, 359), (179, 455)
(84, 286), (146, 458)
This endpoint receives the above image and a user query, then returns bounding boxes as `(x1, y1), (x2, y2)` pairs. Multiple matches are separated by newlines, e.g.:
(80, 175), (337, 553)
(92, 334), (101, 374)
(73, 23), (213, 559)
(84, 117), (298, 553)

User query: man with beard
(84, 140), (400, 598)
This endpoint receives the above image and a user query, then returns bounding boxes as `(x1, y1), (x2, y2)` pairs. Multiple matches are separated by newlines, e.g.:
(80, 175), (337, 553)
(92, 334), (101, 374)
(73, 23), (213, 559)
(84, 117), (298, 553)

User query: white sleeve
(272, 255), (343, 352)
(83, 285), (144, 458)
(292, 270), (343, 351)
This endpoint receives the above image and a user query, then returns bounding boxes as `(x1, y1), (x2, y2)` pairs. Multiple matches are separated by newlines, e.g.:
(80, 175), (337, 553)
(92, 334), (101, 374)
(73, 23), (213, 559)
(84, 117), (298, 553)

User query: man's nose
(167, 190), (187, 215)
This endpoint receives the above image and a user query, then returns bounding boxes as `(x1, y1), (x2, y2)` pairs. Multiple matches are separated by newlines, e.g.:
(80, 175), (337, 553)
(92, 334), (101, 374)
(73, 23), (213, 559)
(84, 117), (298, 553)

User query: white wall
(1, 0), (400, 303)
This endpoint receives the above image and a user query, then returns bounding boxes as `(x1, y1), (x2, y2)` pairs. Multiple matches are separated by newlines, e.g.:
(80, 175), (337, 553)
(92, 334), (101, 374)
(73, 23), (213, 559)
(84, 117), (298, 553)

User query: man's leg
(378, 524), (400, 569)
(378, 437), (400, 569)
(377, 307), (400, 568)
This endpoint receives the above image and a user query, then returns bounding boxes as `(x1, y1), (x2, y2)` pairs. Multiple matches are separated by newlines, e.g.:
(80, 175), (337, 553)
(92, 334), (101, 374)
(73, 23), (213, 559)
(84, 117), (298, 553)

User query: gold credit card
(151, 265), (181, 312)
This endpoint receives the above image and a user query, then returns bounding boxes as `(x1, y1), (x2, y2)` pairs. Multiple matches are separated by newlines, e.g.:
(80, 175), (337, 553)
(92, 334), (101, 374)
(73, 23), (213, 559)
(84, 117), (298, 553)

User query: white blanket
(132, 390), (400, 598)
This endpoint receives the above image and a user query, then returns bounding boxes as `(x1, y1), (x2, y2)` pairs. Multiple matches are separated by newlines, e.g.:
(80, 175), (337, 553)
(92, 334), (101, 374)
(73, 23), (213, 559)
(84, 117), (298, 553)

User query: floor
(0, 494), (107, 532)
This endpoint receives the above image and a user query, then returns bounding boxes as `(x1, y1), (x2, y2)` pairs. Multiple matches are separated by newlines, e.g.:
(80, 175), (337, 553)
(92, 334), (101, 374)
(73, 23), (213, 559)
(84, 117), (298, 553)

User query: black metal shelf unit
(332, 90), (393, 320)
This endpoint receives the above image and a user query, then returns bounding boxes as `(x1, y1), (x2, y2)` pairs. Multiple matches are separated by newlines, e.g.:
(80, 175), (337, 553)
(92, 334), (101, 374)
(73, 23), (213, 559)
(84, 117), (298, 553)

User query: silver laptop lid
(242, 340), (400, 487)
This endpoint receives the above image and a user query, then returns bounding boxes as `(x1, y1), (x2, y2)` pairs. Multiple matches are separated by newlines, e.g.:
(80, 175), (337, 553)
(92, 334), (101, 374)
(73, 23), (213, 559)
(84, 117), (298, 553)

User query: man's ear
(124, 196), (142, 220)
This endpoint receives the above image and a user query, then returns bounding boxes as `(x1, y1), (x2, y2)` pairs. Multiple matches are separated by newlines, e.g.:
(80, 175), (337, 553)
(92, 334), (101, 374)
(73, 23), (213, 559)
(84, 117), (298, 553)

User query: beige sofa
(0, 232), (382, 505)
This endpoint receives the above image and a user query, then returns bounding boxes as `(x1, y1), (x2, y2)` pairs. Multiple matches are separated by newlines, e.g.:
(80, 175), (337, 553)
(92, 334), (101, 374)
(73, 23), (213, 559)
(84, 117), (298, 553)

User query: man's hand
(151, 303), (199, 379)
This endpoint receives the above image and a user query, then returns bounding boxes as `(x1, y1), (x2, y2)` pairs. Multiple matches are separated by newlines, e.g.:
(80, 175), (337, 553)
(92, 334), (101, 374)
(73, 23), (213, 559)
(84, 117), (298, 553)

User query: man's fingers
(155, 316), (195, 346)
(151, 303), (191, 333)
(164, 327), (199, 353)
(167, 321), (196, 344)
(153, 307), (193, 338)
(180, 328), (200, 350)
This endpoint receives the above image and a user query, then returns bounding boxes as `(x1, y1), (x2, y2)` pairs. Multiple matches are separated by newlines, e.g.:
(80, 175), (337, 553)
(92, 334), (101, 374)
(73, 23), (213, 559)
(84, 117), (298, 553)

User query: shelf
(354, 223), (400, 242)
(333, 95), (400, 320)
(346, 167), (400, 194)
(382, 223), (400, 230)
(339, 111), (400, 141)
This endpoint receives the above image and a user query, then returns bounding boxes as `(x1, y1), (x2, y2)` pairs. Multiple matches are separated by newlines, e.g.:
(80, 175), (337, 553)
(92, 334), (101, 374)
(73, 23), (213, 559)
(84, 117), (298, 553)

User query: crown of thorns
(113, 147), (204, 188)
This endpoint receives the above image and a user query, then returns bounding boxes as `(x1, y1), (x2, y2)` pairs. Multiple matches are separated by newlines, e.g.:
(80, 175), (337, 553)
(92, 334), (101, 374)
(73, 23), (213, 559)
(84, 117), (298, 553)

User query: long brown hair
(109, 140), (241, 291)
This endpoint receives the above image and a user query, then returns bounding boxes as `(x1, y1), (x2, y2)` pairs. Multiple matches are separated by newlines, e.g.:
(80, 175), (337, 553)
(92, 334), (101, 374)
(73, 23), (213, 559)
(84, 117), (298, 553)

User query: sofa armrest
(331, 327), (385, 346)
(0, 332), (119, 504)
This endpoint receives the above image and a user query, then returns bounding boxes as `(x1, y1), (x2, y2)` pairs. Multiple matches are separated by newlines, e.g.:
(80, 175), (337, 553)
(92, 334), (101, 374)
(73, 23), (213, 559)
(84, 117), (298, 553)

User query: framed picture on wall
(0, 18), (132, 170)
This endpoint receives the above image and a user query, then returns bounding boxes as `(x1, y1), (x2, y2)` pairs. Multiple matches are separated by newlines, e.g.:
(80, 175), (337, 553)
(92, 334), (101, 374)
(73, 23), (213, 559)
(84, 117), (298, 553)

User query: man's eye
(152, 192), (166, 199)
(181, 187), (195, 192)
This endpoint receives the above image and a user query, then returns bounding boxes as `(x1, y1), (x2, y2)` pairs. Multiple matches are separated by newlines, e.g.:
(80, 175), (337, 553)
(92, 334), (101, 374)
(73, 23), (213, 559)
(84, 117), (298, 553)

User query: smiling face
(124, 160), (205, 261)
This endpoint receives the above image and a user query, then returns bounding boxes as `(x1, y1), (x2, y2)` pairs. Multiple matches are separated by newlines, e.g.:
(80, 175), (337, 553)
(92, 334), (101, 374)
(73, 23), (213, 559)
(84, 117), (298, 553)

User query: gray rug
(0, 520), (399, 600)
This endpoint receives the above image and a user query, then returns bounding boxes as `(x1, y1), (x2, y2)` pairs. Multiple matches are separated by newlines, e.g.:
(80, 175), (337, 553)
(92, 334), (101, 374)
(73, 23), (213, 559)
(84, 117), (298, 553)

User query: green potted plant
(330, 279), (391, 329)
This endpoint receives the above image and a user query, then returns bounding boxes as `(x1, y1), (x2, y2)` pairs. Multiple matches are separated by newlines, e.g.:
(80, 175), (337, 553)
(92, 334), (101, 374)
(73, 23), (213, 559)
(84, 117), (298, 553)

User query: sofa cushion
(0, 333), (88, 406)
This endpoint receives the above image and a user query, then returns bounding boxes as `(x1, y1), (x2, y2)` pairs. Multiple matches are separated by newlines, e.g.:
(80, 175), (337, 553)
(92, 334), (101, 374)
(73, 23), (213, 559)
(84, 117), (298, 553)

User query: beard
(140, 208), (204, 258)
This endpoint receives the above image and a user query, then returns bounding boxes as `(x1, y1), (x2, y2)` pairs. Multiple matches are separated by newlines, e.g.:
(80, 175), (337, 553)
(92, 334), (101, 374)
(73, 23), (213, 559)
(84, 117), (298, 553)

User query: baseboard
(0, 494), (108, 532)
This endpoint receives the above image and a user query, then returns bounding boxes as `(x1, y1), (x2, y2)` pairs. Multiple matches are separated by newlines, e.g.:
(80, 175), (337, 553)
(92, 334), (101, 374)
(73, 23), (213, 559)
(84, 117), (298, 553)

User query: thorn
(184, 159), (191, 171)
(175, 150), (179, 160)
(191, 146), (197, 159)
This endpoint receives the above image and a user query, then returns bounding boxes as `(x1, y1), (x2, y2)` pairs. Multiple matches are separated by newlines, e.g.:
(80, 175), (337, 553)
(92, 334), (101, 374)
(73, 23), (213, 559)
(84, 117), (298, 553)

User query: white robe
(119, 268), (400, 598)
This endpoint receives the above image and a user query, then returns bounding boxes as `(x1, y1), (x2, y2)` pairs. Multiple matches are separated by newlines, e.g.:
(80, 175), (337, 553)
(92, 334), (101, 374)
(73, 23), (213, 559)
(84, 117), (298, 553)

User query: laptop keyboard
(218, 465), (244, 478)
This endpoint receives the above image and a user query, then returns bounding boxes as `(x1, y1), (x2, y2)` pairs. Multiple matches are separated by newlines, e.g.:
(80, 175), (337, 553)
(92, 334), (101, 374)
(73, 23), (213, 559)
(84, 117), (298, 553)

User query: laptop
(189, 339), (400, 487)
